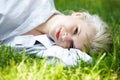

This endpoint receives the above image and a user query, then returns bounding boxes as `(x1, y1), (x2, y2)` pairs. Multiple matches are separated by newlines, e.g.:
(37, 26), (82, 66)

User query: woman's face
(49, 13), (96, 50)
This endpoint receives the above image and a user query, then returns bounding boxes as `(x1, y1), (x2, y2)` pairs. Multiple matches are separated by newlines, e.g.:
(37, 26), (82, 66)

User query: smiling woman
(46, 13), (97, 51)
(0, 0), (112, 66)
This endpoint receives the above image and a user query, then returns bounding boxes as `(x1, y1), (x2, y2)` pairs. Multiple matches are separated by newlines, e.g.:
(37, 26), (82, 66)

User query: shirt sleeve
(36, 45), (92, 67)
(0, 0), (5, 26)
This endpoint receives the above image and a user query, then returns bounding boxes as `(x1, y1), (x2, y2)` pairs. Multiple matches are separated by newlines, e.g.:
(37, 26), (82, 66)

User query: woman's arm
(36, 45), (92, 66)
(3, 35), (92, 66)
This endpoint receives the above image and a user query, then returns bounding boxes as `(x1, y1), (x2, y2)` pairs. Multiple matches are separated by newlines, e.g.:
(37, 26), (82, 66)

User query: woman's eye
(74, 27), (78, 34)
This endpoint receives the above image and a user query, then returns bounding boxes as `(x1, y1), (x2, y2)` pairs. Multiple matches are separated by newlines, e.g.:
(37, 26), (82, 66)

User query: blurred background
(54, 0), (120, 24)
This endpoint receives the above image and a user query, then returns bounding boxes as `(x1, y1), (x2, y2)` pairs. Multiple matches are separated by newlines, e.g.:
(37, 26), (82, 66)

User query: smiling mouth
(56, 28), (61, 40)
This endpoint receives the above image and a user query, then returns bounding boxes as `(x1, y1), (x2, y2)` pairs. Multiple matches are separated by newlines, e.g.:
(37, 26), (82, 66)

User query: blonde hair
(81, 12), (112, 53)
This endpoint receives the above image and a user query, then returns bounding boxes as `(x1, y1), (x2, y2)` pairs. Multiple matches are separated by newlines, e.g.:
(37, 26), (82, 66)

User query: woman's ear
(71, 12), (85, 19)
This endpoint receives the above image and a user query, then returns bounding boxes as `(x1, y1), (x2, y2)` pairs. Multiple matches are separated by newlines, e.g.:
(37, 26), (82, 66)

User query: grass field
(0, 0), (120, 80)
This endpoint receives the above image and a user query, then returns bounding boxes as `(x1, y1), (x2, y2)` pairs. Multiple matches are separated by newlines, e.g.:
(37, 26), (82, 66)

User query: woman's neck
(36, 14), (62, 34)
(23, 14), (62, 36)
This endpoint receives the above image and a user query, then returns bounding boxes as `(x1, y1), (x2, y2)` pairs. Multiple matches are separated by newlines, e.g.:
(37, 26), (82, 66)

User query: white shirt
(0, 0), (59, 41)
(0, 0), (92, 66)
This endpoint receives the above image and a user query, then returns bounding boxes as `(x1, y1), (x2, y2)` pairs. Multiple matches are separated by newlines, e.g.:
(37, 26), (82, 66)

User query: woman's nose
(61, 32), (73, 48)
(61, 32), (72, 41)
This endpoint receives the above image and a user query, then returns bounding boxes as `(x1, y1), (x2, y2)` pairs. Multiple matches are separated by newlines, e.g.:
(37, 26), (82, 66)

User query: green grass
(0, 0), (120, 80)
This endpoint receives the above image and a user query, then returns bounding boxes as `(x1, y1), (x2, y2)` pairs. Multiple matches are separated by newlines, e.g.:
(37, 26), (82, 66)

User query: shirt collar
(34, 35), (55, 49)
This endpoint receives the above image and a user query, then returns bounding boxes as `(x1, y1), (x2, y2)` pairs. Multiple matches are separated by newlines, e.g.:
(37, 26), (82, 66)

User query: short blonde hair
(82, 12), (112, 53)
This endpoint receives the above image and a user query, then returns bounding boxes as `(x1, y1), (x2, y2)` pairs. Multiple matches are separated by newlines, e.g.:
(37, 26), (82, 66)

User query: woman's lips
(55, 28), (61, 40)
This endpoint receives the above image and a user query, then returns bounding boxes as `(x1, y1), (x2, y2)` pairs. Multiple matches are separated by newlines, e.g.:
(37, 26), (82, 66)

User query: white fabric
(37, 46), (92, 66)
(0, 0), (60, 40)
